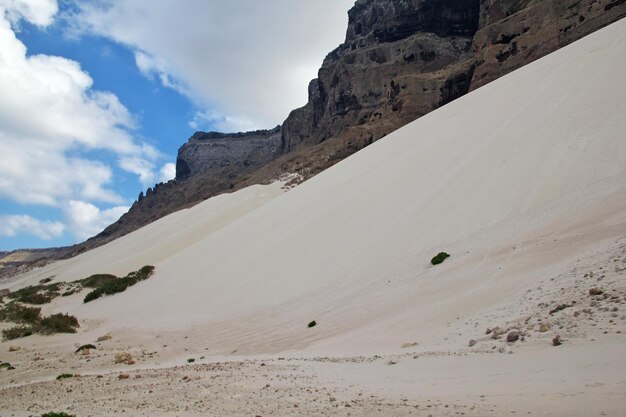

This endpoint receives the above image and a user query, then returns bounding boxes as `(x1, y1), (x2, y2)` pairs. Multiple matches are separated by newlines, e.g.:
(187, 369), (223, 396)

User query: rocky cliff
(4, 0), (624, 274)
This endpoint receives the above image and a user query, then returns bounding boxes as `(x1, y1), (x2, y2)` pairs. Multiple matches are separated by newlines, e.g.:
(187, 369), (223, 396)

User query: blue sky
(0, 0), (352, 251)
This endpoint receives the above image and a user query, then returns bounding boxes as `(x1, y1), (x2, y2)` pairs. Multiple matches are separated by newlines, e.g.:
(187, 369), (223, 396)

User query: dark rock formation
(176, 126), (281, 180)
(471, 0), (626, 90)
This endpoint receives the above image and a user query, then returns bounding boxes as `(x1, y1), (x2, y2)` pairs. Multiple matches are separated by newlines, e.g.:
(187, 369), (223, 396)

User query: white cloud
(68, 0), (353, 130)
(0, 0), (57, 27)
(0, 214), (65, 240)
(159, 162), (175, 183)
(64, 200), (128, 240)
(0, 1), (170, 241)
(188, 109), (255, 134)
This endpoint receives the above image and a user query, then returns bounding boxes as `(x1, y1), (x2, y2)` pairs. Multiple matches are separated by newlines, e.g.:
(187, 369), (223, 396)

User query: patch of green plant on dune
(0, 302), (79, 341)
(430, 252), (450, 265)
(8, 282), (62, 305)
(83, 266), (155, 303)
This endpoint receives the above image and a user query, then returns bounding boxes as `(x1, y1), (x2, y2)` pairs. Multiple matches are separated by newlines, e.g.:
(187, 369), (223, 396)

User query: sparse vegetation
(308, 320), (317, 328)
(0, 362), (16, 370)
(0, 302), (42, 324)
(79, 273), (118, 288)
(187, 358), (195, 363)
(55, 373), (73, 380)
(3, 325), (36, 340)
(430, 252), (450, 265)
(0, 301), (79, 340)
(39, 313), (79, 335)
(83, 266), (155, 303)
(7, 283), (61, 305)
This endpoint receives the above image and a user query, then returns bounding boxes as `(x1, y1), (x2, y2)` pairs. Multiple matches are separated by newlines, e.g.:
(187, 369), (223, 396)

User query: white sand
(1, 18), (625, 417)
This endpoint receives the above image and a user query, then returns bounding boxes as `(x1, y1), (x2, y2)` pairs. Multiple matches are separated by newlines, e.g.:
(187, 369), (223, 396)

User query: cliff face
(281, 0), (481, 155)
(176, 127), (281, 180)
(471, 0), (626, 89)
(6, 0), (623, 273)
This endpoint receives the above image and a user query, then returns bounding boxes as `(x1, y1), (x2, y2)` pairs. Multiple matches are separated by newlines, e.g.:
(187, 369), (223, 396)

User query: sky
(0, 0), (353, 251)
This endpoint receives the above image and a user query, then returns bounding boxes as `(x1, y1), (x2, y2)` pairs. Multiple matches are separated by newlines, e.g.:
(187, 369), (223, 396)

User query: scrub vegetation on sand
(431, 252), (450, 265)
(83, 266), (155, 303)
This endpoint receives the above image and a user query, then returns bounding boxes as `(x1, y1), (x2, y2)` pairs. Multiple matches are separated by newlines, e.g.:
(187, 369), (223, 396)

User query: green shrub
(187, 358), (195, 363)
(0, 362), (16, 370)
(3, 325), (36, 340)
(84, 266), (155, 303)
(8, 283), (61, 305)
(40, 314), (79, 334)
(308, 320), (317, 328)
(80, 274), (117, 288)
(41, 413), (75, 417)
(55, 373), (73, 380)
(430, 252), (450, 265)
(0, 302), (42, 324)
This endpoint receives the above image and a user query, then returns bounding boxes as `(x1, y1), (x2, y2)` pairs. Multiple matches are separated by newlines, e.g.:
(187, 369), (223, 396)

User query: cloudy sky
(0, 0), (353, 250)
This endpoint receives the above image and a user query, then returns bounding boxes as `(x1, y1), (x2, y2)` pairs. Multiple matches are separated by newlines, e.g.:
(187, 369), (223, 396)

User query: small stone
(97, 334), (112, 342)
(118, 373), (130, 379)
(468, 339), (477, 347)
(539, 323), (550, 332)
(8, 346), (20, 352)
(589, 288), (603, 296)
(506, 331), (520, 343)
(552, 335), (562, 346)
(114, 352), (134, 365)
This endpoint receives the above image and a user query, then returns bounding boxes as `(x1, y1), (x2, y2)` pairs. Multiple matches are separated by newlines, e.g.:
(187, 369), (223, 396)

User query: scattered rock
(589, 288), (603, 296)
(506, 331), (520, 343)
(401, 342), (418, 349)
(118, 373), (130, 380)
(75, 344), (97, 353)
(490, 327), (506, 339)
(468, 339), (477, 347)
(97, 334), (112, 342)
(552, 335), (562, 346)
(8, 346), (20, 352)
(549, 304), (571, 315)
(539, 323), (550, 332)
(114, 352), (135, 365)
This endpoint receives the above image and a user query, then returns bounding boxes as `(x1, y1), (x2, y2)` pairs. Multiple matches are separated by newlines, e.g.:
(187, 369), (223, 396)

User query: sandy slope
(1, 18), (626, 417)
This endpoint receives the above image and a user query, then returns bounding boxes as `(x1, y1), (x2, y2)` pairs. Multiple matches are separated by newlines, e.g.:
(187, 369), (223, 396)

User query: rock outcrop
(176, 126), (281, 180)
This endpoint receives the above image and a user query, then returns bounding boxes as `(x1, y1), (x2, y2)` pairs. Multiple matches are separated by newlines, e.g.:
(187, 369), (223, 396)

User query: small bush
(40, 313), (79, 334)
(84, 266), (155, 303)
(41, 413), (75, 417)
(8, 283), (61, 305)
(80, 274), (117, 288)
(308, 320), (317, 328)
(3, 325), (36, 340)
(430, 252), (450, 265)
(0, 362), (16, 370)
(55, 373), (73, 380)
(0, 302), (42, 324)
(187, 358), (195, 363)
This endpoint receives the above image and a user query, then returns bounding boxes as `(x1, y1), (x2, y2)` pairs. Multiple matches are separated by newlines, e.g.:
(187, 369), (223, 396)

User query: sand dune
(1, 18), (625, 417)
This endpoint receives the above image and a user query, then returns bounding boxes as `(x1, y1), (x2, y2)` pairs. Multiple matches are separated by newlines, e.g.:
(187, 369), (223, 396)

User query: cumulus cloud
(64, 200), (129, 240)
(0, 1), (167, 243)
(0, 214), (65, 240)
(0, 0), (57, 27)
(68, 0), (353, 131)
(159, 162), (176, 183)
